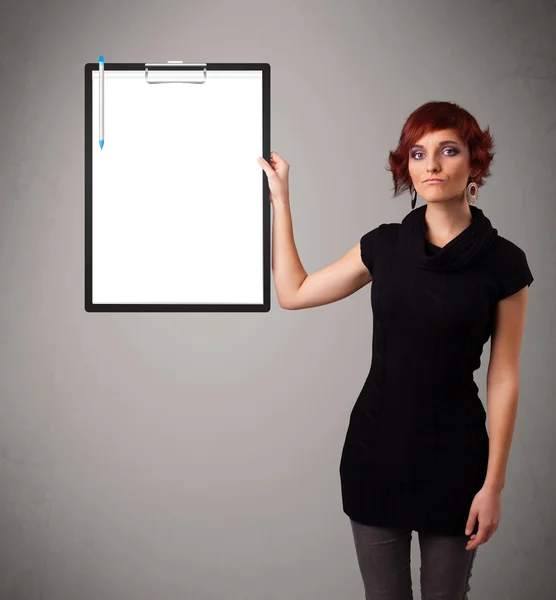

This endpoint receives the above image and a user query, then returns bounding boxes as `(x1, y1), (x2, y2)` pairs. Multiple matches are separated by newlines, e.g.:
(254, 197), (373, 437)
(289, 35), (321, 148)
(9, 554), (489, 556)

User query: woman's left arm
(483, 285), (530, 492)
(465, 286), (531, 549)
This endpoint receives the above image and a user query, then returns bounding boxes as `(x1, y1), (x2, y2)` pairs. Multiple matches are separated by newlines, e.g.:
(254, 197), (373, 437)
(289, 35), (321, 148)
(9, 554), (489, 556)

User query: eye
(410, 147), (459, 159)
(443, 147), (459, 156)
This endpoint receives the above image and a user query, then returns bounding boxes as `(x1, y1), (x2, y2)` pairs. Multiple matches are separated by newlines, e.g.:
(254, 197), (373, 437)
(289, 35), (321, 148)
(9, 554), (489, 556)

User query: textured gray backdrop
(0, 0), (554, 598)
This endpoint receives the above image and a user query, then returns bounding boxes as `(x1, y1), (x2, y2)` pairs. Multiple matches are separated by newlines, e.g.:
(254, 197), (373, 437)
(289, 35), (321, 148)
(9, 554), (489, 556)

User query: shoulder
(360, 222), (400, 275)
(484, 234), (534, 301)
(360, 222), (400, 254)
(489, 234), (528, 261)
(360, 222), (400, 245)
(485, 234), (531, 274)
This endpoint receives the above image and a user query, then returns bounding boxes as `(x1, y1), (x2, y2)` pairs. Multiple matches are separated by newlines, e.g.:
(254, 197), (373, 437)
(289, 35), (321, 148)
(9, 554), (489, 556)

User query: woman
(258, 101), (533, 599)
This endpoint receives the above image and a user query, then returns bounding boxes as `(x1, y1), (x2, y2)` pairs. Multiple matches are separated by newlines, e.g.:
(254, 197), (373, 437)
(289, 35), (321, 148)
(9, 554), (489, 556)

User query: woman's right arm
(272, 201), (371, 310)
(258, 151), (372, 310)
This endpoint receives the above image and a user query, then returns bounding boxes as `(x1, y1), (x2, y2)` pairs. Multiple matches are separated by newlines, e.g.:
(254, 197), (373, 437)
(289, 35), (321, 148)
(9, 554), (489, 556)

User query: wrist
(272, 196), (290, 208)
(483, 480), (504, 493)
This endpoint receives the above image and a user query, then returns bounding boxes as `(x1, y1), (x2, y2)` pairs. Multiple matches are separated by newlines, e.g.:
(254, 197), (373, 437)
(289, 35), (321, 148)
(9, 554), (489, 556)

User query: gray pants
(350, 519), (478, 600)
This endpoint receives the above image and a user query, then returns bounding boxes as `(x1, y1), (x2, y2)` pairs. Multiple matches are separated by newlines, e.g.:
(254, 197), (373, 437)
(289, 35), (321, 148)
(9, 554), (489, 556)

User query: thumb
(258, 157), (273, 175)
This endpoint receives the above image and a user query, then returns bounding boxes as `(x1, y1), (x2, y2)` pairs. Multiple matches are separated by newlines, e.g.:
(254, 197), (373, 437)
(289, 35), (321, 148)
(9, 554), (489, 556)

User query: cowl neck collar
(400, 204), (498, 272)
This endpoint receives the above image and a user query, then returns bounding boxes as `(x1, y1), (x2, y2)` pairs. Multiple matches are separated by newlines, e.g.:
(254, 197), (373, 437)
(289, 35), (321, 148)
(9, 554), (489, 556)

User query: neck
(424, 195), (472, 246)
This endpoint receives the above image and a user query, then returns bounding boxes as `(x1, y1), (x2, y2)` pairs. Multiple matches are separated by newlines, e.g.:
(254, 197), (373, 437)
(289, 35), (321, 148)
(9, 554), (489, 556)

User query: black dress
(339, 205), (534, 536)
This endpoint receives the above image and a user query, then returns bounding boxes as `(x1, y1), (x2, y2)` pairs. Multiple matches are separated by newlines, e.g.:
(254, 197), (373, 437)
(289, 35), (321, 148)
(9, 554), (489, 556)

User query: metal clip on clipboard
(145, 61), (207, 84)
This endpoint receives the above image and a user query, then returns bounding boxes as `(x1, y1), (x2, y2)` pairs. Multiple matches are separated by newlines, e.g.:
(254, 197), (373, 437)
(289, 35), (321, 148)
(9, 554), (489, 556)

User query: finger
(270, 151), (289, 168)
(466, 538), (478, 550)
(484, 527), (496, 543)
(468, 527), (488, 549)
(465, 515), (477, 536)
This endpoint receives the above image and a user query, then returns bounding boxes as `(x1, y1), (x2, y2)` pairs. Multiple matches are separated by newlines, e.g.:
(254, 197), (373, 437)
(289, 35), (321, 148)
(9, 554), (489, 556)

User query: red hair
(386, 101), (495, 197)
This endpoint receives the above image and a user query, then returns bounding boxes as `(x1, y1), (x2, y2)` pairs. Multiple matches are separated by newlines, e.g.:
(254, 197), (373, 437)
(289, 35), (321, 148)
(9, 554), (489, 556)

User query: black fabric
(341, 206), (534, 536)
(425, 241), (440, 257)
(401, 204), (499, 272)
(495, 244), (535, 301)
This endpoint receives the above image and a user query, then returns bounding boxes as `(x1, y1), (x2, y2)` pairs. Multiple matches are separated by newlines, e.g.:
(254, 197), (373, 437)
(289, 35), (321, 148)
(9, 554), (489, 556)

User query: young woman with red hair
(258, 101), (533, 599)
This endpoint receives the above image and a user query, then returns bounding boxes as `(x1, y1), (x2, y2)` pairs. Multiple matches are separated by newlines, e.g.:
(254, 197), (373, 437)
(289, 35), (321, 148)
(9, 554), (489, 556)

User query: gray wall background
(0, 0), (554, 598)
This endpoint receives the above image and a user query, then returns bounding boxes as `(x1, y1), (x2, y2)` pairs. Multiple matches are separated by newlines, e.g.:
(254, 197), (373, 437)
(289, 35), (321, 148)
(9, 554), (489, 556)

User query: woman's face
(408, 128), (474, 203)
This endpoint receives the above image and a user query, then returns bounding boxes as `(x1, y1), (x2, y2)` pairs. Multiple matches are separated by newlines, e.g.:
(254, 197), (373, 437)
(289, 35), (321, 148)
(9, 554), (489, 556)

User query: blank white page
(90, 69), (264, 306)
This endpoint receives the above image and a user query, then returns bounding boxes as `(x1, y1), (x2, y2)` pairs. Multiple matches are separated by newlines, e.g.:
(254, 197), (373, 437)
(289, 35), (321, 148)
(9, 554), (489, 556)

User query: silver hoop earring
(466, 181), (478, 204)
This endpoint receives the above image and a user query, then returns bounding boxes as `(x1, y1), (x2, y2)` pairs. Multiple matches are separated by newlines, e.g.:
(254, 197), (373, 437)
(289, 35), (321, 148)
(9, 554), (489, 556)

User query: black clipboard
(84, 61), (271, 313)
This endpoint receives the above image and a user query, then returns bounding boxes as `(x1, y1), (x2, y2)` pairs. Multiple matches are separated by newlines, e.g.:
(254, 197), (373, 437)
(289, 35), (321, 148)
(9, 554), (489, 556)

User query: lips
(425, 179), (444, 183)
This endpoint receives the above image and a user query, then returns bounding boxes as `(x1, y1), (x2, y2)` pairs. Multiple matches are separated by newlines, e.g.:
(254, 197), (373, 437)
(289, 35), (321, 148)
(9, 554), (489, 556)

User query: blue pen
(99, 56), (104, 149)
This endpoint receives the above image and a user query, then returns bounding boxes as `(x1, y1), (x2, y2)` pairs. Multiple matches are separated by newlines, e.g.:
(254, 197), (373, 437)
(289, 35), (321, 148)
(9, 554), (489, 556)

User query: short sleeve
(360, 226), (380, 277)
(496, 245), (534, 301)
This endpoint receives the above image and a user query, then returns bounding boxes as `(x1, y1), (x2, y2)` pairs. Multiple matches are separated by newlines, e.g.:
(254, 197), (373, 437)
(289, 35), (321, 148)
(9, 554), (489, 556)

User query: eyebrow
(411, 140), (461, 149)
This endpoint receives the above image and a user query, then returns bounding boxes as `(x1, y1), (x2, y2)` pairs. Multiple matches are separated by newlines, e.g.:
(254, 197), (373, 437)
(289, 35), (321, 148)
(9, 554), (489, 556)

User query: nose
(426, 156), (441, 173)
